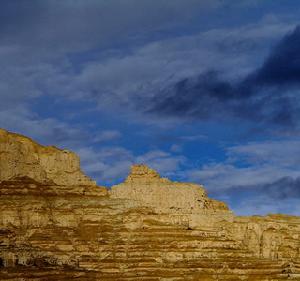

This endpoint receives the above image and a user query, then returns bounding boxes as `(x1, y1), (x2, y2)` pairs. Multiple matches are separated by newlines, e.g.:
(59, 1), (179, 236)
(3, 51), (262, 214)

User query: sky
(1, 0), (300, 215)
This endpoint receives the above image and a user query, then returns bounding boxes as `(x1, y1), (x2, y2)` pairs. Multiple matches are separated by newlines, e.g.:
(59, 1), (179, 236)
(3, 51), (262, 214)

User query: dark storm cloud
(149, 25), (300, 128)
(149, 71), (234, 119)
(251, 25), (300, 85)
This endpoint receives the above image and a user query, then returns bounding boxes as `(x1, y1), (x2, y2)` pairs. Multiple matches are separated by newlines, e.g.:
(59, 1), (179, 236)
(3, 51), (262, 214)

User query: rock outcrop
(0, 128), (300, 281)
(0, 128), (96, 186)
(110, 164), (229, 214)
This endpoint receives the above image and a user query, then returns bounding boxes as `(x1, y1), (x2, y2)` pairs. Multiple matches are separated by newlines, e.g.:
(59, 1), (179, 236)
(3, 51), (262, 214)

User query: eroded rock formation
(111, 164), (229, 214)
(0, 128), (96, 186)
(0, 128), (300, 280)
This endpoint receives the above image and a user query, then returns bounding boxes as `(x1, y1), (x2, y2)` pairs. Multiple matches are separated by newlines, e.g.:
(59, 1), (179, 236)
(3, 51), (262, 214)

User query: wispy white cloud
(93, 130), (121, 143)
(234, 196), (300, 216)
(188, 140), (300, 191)
(77, 146), (186, 185)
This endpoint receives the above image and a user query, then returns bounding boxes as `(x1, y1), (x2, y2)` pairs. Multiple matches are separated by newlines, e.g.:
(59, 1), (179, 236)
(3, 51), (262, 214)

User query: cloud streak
(188, 139), (300, 214)
(78, 146), (186, 185)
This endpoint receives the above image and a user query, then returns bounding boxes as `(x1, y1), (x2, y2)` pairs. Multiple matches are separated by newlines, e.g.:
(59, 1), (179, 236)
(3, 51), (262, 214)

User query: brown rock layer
(0, 128), (300, 280)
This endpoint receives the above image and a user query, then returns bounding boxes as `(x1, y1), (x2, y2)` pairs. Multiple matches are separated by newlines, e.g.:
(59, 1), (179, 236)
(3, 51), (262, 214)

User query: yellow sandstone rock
(110, 164), (229, 214)
(0, 128), (300, 281)
(0, 128), (96, 186)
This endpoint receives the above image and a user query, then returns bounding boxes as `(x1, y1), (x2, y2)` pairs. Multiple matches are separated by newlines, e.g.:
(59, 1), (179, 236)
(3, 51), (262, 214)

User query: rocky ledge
(0, 128), (300, 281)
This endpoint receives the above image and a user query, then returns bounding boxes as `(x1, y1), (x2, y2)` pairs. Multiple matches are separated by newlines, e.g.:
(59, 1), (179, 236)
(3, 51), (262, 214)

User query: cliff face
(0, 128), (96, 186)
(1, 128), (300, 281)
(110, 164), (229, 214)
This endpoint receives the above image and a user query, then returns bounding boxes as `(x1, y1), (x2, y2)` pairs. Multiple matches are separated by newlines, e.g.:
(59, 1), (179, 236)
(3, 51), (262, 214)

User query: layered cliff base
(1, 129), (300, 280)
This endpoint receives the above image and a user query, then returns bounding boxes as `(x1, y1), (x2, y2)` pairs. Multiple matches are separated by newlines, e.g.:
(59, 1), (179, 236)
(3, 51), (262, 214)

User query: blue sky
(1, 0), (300, 215)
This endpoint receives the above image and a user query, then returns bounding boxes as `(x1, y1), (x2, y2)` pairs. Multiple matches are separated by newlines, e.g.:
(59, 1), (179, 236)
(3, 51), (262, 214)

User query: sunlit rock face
(1, 128), (300, 281)
(0, 128), (96, 186)
(110, 164), (229, 214)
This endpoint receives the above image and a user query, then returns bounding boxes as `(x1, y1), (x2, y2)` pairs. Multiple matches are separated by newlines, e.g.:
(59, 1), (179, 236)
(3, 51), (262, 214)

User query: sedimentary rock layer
(0, 128), (300, 280)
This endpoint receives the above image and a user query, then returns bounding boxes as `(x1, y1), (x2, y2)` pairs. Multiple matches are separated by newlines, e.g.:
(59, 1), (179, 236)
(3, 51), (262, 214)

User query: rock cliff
(110, 164), (229, 214)
(0, 128), (300, 281)
(0, 128), (96, 186)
